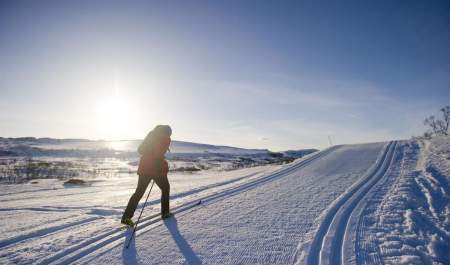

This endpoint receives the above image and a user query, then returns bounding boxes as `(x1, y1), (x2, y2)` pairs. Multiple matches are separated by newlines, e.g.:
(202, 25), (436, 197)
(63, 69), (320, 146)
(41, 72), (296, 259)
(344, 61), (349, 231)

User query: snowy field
(0, 137), (449, 264)
(0, 138), (314, 184)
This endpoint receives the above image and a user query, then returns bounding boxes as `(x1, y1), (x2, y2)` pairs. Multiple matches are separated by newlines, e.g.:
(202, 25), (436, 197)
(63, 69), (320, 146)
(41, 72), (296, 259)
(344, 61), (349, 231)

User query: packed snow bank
(343, 137), (450, 265)
(295, 137), (450, 265)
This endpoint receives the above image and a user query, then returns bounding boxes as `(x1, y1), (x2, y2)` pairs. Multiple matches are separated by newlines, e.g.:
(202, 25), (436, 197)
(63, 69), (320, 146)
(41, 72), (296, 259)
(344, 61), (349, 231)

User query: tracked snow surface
(0, 138), (449, 264)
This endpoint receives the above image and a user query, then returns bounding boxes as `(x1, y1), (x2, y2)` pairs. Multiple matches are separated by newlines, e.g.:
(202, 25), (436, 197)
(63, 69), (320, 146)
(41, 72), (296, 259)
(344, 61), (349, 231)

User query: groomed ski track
(38, 145), (339, 264)
(299, 141), (397, 265)
(71, 142), (387, 265)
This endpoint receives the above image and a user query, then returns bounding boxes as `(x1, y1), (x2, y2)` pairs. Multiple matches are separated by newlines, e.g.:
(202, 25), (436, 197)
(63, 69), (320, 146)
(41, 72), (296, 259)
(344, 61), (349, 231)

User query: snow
(350, 137), (450, 265)
(0, 165), (283, 264)
(0, 138), (315, 184)
(0, 137), (449, 264)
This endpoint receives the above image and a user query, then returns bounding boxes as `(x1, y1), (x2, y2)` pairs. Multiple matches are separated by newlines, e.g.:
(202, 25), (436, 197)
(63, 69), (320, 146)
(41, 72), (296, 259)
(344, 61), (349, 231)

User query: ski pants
(122, 174), (170, 220)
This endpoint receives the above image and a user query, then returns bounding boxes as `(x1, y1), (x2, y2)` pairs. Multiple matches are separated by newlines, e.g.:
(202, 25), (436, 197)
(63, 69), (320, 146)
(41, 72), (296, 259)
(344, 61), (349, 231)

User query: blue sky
(1, 0), (449, 150)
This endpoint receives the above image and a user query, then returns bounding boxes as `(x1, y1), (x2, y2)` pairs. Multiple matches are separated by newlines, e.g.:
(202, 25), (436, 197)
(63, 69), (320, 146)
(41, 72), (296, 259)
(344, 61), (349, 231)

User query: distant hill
(0, 137), (316, 157)
(170, 140), (269, 154)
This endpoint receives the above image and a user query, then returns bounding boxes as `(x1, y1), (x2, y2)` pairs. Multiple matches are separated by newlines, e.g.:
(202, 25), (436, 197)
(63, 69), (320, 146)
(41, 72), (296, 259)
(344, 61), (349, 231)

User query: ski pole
(126, 179), (155, 249)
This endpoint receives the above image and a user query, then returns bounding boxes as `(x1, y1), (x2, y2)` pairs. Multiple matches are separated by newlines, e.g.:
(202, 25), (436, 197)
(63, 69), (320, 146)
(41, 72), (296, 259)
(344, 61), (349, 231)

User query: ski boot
(121, 218), (135, 227)
(162, 212), (174, 220)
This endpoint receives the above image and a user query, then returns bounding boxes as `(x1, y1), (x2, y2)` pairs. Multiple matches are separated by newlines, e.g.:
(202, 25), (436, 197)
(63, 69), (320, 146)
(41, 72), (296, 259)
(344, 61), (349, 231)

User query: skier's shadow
(122, 229), (139, 265)
(164, 217), (202, 264)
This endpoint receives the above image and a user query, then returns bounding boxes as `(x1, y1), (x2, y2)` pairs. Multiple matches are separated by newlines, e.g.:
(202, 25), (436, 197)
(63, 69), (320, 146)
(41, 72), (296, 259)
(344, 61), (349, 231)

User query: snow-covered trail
(0, 165), (283, 264)
(298, 141), (397, 265)
(70, 142), (386, 265)
(1, 139), (448, 264)
(27, 146), (334, 265)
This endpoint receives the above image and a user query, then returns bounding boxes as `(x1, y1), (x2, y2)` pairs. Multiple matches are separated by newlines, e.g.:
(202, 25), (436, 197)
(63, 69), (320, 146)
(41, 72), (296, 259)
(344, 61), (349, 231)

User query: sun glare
(95, 80), (138, 140)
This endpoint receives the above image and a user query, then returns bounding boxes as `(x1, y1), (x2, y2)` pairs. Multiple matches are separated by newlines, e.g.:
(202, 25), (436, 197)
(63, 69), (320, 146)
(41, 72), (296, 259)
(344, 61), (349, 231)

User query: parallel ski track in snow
(304, 141), (397, 265)
(39, 146), (340, 265)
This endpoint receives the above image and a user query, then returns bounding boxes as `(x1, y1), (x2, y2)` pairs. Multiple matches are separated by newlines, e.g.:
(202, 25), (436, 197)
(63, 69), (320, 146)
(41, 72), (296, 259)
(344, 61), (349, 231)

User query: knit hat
(154, 125), (172, 137)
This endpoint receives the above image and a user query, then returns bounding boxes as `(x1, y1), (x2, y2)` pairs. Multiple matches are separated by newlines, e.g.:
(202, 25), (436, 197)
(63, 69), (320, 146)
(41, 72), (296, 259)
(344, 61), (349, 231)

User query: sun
(95, 82), (137, 140)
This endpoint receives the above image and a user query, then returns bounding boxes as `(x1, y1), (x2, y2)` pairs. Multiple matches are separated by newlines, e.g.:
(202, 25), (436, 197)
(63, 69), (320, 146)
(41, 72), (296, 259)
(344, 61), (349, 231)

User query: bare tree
(424, 105), (450, 137)
(439, 106), (450, 135)
(424, 115), (440, 135)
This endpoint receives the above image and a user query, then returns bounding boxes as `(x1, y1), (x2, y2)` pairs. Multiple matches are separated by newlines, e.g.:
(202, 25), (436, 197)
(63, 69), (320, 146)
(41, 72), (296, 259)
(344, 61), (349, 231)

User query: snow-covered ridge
(0, 137), (316, 157)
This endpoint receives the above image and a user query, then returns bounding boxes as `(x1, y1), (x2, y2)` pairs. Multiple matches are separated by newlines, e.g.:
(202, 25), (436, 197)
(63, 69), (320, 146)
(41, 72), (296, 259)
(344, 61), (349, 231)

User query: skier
(121, 125), (173, 226)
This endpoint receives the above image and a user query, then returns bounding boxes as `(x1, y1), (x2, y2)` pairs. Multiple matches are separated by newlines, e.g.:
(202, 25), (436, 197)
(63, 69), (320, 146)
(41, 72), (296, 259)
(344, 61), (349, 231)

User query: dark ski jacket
(137, 135), (170, 177)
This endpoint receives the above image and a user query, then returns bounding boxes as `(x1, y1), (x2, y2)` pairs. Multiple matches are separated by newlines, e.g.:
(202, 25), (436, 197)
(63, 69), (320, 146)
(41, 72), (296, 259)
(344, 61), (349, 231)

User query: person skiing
(121, 125), (173, 226)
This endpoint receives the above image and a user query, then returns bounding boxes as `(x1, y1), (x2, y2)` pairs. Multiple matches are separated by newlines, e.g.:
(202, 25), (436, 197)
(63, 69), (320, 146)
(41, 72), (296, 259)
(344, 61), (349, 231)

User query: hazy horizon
(1, 0), (449, 151)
